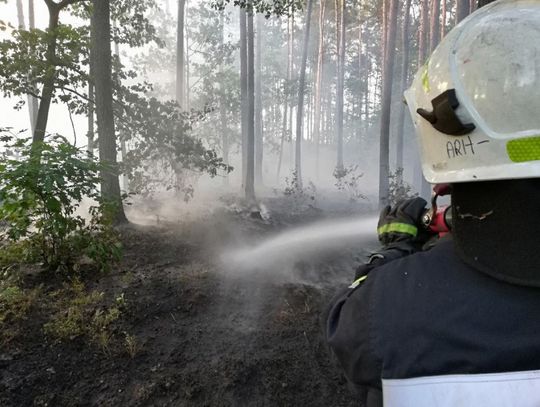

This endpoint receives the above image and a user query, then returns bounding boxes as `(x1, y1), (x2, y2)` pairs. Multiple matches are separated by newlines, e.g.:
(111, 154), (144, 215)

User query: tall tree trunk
(91, 0), (127, 223)
(16, 0), (25, 31)
(16, 0), (37, 133)
(176, 0), (185, 107)
(313, 0), (325, 180)
(288, 13), (295, 173)
(113, 28), (129, 193)
(254, 14), (263, 185)
(415, 0), (431, 197)
(245, 12), (256, 202)
(27, 0), (38, 133)
(185, 2), (190, 110)
(441, 0), (446, 38)
(395, 0), (411, 180)
(335, 0), (345, 171)
(219, 13), (229, 185)
(239, 8), (248, 186)
(429, 0), (441, 53)
(378, 0), (398, 208)
(33, 3), (61, 145)
(87, 53), (95, 156)
(276, 12), (293, 181)
(295, 0), (314, 188)
(456, 0), (470, 23)
(381, 0), (388, 70)
(418, 0), (429, 66)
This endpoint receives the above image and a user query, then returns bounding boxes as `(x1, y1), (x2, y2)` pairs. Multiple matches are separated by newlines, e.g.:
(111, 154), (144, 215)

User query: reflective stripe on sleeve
(377, 222), (418, 236)
(349, 275), (368, 289)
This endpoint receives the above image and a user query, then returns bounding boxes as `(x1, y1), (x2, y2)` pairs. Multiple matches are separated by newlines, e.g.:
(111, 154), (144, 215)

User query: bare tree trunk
(378, 0), (398, 208)
(288, 13), (295, 173)
(16, 0), (37, 134)
(255, 14), (263, 185)
(276, 12), (293, 181)
(176, 0), (185, 107)
(335, 0), (345, 171)
(240, 8), (248, 186)
(185, 2), (190, 110)
(295, 0), (314, 188)
(91, 0), (127, 223)
(415, 0), (431, 197)
(16, 0), (25, 31)
(113, 28), (129, 193)
(219, 13), (229, 185)
(396, 0), (411, 180)
(456, 0), (470, 23)
(418, 0), (429, 65)
(313, 0), (325, 180)
(26, 0), (38, 133)
(33, 3), (61, 145)
(245, 11), (256, 202)
(87, 54), (95, 156)
(429, 0), (441, 53)
(382, 0), (389, 71)
(441, 0), (446, 38)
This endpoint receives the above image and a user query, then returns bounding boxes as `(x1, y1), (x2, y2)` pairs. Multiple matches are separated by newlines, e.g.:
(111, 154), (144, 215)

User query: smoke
(221, 215), (379, 279)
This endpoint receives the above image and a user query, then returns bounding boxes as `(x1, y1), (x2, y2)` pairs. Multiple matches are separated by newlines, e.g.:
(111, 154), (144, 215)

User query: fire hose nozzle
(422, 183), (453, 236)
(423, 205), (452, 234)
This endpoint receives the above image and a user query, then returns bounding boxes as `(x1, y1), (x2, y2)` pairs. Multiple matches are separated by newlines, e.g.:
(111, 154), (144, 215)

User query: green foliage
(281, 170), (317, 210)
(0, 240), (40, 277)
(0, 283), (42, 346)
(333, 165), (366, 202)
(388, 168), (418, 206)
(70, 0), (163, 47)
(116, 87), (233, 196)
(0, 24), (88, 109)
(43, 279), (122, 353)
(0, 284), (41, 325)
(0, 132), (121, 274)
(211, 0), (304, 17)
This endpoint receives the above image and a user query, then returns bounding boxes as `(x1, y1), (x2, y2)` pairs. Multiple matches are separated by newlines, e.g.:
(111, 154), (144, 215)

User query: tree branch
(58, 0), (84, 8)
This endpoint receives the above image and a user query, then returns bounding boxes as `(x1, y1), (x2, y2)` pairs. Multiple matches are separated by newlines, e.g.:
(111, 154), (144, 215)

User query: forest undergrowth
(0, 194), (373, 407)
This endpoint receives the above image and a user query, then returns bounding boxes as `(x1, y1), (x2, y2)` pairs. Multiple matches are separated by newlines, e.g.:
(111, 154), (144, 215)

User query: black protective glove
(353, 197), (431, 281)
(377, 197), (430, 250)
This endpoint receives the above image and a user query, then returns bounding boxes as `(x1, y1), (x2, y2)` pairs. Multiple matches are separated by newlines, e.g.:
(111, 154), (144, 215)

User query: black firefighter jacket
(326, 238), (540, 407)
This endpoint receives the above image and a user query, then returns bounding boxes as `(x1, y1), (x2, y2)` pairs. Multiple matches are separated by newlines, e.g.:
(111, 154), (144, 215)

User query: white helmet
(405, 0), (540, 184)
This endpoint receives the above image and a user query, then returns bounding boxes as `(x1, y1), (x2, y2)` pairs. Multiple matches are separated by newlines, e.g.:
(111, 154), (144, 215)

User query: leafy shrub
(333, 165), (366, 202)
(0, 132), (121, 274)
(388, 168), (418, 206)
(282, 170), (317, 210)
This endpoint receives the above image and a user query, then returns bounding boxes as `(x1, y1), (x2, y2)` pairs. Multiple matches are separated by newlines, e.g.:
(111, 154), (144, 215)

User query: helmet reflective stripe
(507, 136), (540, 163)
(383, 370), (540, 407)
(405, 0), (540, 183)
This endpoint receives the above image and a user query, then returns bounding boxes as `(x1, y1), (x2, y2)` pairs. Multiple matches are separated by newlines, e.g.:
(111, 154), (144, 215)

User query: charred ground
(1, 197), (373, 407)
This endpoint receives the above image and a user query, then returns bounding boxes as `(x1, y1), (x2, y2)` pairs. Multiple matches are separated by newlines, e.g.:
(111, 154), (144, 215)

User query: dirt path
(1, 202), (368, 406)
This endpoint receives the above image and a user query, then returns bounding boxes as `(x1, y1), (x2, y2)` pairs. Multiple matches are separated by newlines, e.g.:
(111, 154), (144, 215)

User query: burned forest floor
(1, 194), (377, 407)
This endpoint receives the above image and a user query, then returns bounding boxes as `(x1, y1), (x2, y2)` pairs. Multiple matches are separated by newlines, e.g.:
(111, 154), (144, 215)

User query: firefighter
(325, 1), (540, 406)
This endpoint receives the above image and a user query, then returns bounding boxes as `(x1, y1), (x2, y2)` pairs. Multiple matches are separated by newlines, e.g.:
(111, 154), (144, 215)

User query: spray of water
(222, 215), (379, 272)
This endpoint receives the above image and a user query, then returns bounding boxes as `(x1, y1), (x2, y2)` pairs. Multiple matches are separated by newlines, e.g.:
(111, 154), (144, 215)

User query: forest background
(0, 0), (484, 219)
(0, 0), (497, 405)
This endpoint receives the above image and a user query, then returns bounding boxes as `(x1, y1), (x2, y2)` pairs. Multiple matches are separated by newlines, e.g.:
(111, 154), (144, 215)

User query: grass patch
(0, 283), (42, 345)
(43, 279), (124, 354)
